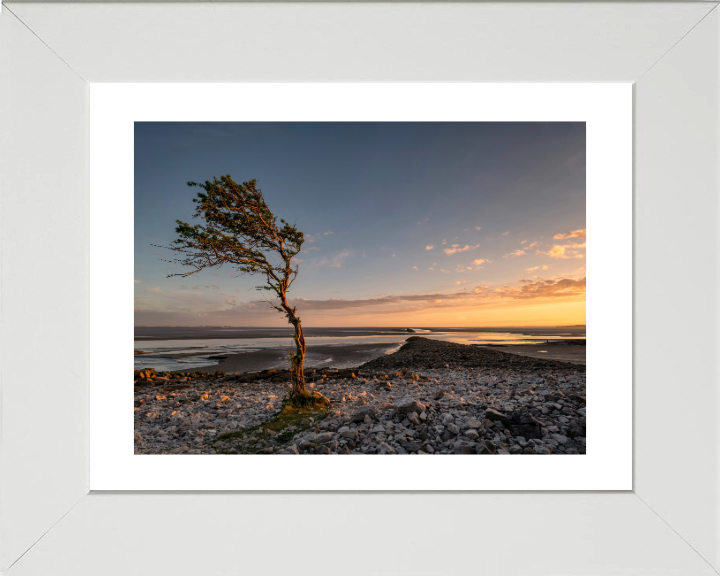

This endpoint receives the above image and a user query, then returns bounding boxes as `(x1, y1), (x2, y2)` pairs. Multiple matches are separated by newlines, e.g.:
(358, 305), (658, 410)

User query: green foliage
(167, 176), (303, 293)
(162, 175), (309, 393)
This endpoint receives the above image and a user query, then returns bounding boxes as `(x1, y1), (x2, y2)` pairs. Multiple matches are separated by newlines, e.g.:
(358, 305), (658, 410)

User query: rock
(484, 409), (511, 426)
(340, 429), (359, 440)
(434, 391), (447, 400)
(552, 433), (568, 444)
(396, 398), (426, 415)
(376, 381), (392, 391)
(476, 441), (497, 455)
(134, 431), (144, 446)
(313, 432), (333, 443)
(508, 408), (544, 440)
(351, 407), (376, 423)
(464, 429), (480, 440)
(402, 441), (424, 453)
(566, 422), (586, 438)
(376, 442), (397, 454)
(467, 419), (483, 430)
(407, 412), (421, 426)
(446, 422), (459, 435)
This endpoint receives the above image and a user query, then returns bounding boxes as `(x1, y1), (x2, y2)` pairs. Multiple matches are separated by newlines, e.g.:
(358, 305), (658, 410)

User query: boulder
(402, 441), (424, 453)
(476, 441), (497, 455)
(484, 409), (511, 426)
(396, 398), (426, 415)
(508, 408), (544, 440)
(351, 407), (376, 423)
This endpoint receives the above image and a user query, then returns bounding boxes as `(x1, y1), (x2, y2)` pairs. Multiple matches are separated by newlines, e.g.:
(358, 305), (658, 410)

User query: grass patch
(213, 398), (330, 454)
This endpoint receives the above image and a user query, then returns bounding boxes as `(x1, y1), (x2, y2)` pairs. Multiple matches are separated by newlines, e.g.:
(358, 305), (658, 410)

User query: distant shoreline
(135, 325), (587, 342)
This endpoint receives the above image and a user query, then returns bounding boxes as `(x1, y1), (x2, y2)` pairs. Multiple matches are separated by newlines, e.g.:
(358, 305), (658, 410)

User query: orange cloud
(504, 249), (525, 258)
(554, 229), (586, 240)
(537, 245), (571, 259)
(444, 244), (479, 255)
(492, 277), (586, 300)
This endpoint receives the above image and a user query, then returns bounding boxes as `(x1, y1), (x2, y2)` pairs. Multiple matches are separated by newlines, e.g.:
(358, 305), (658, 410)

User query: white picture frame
(1, 2), (718, 574)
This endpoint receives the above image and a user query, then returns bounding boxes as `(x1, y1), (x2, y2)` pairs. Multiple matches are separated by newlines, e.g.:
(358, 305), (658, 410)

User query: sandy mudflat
(477, 344), (586, 365)
(194, 342), (401, 374)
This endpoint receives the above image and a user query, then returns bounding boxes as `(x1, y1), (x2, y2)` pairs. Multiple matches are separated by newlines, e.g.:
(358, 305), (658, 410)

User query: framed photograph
(90, 83), (630, 491)
(1, 2), (718, 575)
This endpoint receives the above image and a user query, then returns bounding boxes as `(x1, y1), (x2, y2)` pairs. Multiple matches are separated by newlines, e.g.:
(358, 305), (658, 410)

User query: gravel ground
(134, 337), (586, 455)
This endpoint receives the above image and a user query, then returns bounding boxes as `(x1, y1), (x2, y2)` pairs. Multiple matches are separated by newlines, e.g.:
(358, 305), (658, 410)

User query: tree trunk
(280, 292), (306, 396)
(290, 316), (306, 396)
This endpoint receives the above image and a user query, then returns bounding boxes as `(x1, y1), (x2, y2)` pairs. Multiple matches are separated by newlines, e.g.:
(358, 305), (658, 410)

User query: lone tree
(164, 175), (324, 406)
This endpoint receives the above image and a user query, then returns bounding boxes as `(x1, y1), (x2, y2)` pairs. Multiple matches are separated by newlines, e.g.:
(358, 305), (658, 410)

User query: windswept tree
(164, 175), (324, 405)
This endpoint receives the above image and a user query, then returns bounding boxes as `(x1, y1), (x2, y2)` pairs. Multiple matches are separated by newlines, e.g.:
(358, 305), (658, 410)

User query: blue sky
(135, 122), (586, 326)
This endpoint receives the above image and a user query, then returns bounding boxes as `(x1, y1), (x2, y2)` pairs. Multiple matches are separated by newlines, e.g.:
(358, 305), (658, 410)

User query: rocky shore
(134, 337), (586, 455)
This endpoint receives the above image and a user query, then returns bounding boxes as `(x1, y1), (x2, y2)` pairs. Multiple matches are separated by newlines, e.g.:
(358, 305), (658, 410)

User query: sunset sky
(135, 122), (585, 327)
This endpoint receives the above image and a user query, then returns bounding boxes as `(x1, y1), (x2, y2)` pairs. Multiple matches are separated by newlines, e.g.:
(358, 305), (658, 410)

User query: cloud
(425, 245), (434, 251)
(313, 249), (352, 269)
(412, 266), (418, 270)
(492, 277), (586, 300)
(444, 244), (480, 255)
(190, 285), (220, 290)
(306, 246), (320, 251)
(554, 229), (586, 240)
(292, 258), (304, 263)
(391, 254), (396, 257)
(304, 231), (334, 243)
(526, 266), (540, 272)
(474, 226), (482, 231)
(136, 273), (586, 324)
(134, 279), (141, 284)
(473, 259), (492, 266)
(521, 240), (527, 244)
(502, 231), (510, 236)
(528, 242), (539, 248)
(537, 245), (583, 259)
(535, 241), (587, 259)
(504, 249), (525, 258)
(147, 287), (162, 294)
(428, 267), (435, 271)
